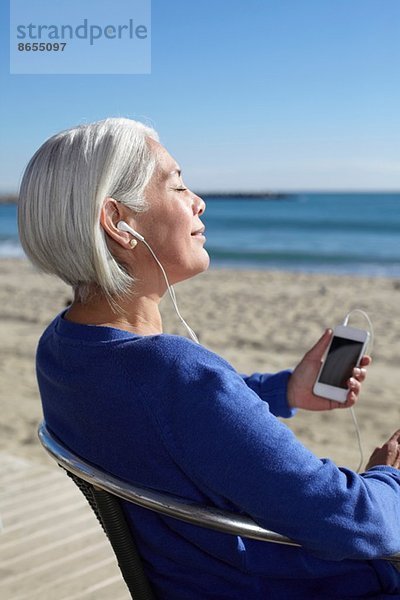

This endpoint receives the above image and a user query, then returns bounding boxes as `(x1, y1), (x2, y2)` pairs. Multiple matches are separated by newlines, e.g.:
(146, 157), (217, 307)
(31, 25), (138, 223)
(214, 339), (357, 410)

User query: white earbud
(117, 220), (145, 242)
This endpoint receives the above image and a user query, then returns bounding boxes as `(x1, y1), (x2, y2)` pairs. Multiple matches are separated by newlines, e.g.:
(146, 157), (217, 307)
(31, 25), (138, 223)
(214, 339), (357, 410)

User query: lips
(191, 227), (205, 236)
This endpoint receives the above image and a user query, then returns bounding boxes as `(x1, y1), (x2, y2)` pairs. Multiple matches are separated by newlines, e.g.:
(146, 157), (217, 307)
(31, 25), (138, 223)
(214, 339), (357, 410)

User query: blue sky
(1, 0), (399, 193)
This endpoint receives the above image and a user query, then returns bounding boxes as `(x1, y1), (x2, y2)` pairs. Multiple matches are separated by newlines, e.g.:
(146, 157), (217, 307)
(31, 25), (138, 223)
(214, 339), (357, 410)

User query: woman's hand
(287, 329), (371, 411)
(366, 430), (400, 470)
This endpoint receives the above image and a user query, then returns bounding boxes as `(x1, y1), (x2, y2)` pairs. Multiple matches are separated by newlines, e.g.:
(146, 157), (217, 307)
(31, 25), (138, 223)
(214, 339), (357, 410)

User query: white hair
(18, 117), (159, 303)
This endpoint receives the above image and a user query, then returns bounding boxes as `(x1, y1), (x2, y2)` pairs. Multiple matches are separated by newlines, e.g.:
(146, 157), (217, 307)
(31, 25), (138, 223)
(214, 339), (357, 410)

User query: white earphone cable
(342, 309), (374, 473)
(140, 238), (200, 344)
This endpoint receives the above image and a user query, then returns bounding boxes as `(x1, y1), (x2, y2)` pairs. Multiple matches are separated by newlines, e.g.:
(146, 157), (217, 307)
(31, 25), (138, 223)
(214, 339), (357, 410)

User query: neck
(65, 289), (163, 336)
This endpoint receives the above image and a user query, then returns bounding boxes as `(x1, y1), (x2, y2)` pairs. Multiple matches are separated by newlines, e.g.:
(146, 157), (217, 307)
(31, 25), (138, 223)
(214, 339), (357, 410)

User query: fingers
(335, 379), (359, 409)
(393, 450), (400, 469)
(344, 376), (360, 401)
(348, 377), (360, 393)
(331, 395), (356, 410)
(366, 430), (400, 470)
(336, 391), (357, 409)
(352, 367), (367, 382)
(382, 436), (400, 469)
(352, 355), (371, 383)
(332, 355), (371, 410)
(360, 355), (372, 367)
(371, 431), (400, 452)
(387, 429), (400, 444)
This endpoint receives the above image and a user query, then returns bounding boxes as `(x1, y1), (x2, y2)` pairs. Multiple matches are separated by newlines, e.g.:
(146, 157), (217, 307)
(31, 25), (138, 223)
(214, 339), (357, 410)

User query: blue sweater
(36, 310), (400, 599)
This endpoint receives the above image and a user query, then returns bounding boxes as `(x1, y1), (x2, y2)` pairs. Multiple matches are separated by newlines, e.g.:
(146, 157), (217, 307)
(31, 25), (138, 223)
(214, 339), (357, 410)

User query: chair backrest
(37, 420), (400, 597)
(37, 421), (298, 546)
(65, 470), (155, 599)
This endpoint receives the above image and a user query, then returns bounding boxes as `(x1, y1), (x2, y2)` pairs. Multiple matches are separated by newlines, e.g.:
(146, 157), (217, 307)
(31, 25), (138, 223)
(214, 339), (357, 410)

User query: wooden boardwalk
(0, 452), (130, 600)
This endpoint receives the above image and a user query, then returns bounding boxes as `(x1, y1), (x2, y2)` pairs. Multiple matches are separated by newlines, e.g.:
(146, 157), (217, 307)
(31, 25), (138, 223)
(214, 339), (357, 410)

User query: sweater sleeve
(146, 337), (400, 562)
(241, 370), (296, 418)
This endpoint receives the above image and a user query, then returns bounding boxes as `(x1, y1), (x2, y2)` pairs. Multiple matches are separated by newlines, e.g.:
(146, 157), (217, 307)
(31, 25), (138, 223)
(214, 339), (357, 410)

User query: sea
(2, 192), (400, 277)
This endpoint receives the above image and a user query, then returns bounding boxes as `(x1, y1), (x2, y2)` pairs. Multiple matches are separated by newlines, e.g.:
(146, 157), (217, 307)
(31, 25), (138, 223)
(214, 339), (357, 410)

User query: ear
(100, 198), (133, 249)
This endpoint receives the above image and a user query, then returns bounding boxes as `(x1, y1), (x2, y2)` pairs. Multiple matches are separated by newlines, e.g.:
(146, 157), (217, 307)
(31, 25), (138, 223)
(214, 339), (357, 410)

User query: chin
(197, 248), (210, 272)
(170, 251), (210, 285)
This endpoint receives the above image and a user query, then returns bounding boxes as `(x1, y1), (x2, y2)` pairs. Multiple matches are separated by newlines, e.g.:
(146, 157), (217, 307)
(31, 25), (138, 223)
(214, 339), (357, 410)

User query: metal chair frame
(37, 421), (400, 599)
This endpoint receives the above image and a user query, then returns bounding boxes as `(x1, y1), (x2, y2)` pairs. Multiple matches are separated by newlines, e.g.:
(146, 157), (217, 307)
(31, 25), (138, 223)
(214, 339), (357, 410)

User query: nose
(193, 194), (206, 216)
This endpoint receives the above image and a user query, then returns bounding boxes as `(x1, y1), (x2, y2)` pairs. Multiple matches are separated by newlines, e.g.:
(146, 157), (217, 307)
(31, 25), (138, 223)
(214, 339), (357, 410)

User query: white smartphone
(313, 325), (370, 402)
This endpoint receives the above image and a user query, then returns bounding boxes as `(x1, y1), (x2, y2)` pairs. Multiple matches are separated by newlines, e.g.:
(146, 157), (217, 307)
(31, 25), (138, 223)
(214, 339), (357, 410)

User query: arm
(149, 338), (400, 563)
(241, 370), (296, 418)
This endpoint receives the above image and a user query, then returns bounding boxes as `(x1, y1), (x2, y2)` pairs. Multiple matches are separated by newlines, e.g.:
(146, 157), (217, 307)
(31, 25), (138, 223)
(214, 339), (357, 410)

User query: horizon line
(1, 190), (399, 204)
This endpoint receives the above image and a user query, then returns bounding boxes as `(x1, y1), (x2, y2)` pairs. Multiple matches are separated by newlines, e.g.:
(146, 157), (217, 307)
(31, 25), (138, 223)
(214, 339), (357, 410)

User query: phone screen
(319, 336), (364, 389)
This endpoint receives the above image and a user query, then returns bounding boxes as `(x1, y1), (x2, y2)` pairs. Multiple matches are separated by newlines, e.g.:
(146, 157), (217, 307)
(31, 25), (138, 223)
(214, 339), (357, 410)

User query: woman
(18, 117), (400, 599)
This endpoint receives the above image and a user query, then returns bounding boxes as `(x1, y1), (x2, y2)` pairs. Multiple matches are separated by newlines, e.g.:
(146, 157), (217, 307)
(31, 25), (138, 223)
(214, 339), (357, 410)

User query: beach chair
(37, 421), (400, 599)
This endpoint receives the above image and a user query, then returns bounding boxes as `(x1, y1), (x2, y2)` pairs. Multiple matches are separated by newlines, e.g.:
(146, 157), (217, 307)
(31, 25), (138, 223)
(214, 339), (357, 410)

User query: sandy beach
(1, 258), (400, 470)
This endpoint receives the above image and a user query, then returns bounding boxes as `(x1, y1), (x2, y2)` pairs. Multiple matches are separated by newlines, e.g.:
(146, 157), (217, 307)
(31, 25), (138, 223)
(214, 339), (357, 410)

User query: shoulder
(139, 334), (238, 381)
(125, 334), (250, 410)
(131, 334), (241, 391)
(140, 335), (255, 421)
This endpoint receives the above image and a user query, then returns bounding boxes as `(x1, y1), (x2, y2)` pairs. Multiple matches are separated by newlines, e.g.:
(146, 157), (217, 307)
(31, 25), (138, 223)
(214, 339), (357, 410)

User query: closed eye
(175, 187), (187, 192)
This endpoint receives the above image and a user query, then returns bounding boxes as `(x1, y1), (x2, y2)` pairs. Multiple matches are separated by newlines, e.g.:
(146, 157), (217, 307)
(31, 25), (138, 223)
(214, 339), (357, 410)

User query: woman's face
(132, 139), (209, 286)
